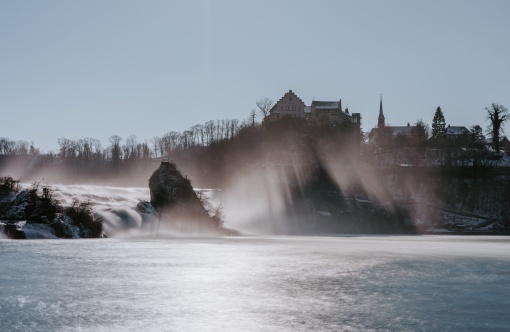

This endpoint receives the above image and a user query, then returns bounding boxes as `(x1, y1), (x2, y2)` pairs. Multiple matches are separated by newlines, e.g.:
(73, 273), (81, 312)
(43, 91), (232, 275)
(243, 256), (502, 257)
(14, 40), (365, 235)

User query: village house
(484, 136), (510, 153)
(500, 137), (510, 152)
(445, 125), (470, 139)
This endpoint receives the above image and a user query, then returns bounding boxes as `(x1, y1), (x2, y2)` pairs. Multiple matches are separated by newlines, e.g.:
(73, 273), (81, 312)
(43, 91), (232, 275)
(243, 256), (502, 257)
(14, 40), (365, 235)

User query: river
(1, 235), (509, 331)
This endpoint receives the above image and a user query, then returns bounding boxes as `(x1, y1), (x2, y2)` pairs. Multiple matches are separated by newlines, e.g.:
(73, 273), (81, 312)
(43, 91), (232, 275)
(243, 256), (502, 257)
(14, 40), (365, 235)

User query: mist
(2, 114), (510, 237)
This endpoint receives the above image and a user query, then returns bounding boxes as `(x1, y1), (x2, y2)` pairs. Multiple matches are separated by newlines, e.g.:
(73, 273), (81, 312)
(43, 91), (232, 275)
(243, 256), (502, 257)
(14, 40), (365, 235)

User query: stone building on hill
(311, 100), (352, 124)
(265, 90), (361, 127)
(262, 90), (362, 162)
(266, 90), (307, 121)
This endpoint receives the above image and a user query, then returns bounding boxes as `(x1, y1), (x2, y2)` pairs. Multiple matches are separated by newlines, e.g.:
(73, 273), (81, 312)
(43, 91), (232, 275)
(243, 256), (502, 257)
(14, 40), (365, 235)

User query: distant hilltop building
(266, 89), (361, 126)
(445, 125), (469, 139)
(368, 95), (422, 145)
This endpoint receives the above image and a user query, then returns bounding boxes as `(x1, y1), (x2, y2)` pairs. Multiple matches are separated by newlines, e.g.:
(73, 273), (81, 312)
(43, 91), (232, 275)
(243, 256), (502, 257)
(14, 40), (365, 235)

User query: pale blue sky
(1, 0), (509, 152)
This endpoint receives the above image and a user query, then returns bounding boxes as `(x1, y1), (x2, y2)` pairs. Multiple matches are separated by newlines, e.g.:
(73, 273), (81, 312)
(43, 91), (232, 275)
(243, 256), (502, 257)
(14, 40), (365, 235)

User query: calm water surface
(1, 235), (510, 331)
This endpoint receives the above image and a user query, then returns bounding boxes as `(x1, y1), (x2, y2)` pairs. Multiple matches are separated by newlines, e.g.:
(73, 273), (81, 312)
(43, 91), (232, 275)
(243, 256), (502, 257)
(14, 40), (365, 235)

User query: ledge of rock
(148, 162), (222, 232)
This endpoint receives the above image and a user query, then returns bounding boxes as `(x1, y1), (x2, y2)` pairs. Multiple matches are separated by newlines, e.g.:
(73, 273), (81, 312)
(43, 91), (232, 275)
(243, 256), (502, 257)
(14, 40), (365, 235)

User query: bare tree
(216, 120), (222, 141)
(0, 138), (15, 155)
(413, 119), (429, 152)
(230, 119), (239, 139)
(197, 124), (205, 145)
(223, 119), (231, 140)
(470, 125), (484, 147)
(141, 141), (151, 159)
(414, 119), (430, 140)
(204, 120), (215, 145)
(249, 109), (257, 127)
(220, 119), (227, 140)
(109, 135), (123, 167)
(162, 132), (179, 155)
(256, 97), (273, 119)
(123, 135), (137, 161)
(29, 142), (39, 156)
(182, 130), (193, 149)
(485, 103), (509, 153)
(14, 140), (29, 156)
(151, 136), (162, 158)
(58, 138), (73, 160)
(191, 124), (202, 146)
(90, 138), (102, 161)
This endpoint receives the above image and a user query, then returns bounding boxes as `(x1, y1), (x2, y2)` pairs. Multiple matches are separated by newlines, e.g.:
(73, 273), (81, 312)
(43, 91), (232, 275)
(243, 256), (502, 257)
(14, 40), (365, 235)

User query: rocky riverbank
(0, 177), (105, 239)
(1, 162), (229, 239)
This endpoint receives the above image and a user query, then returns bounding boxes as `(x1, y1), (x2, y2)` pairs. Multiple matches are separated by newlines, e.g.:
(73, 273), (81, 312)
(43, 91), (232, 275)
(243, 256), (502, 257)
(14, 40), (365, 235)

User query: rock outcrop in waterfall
(148, 161), (223, 233)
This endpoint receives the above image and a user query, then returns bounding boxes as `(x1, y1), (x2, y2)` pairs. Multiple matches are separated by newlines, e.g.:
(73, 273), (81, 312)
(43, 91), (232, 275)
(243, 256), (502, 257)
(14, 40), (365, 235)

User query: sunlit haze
(1, 1), (509, 152)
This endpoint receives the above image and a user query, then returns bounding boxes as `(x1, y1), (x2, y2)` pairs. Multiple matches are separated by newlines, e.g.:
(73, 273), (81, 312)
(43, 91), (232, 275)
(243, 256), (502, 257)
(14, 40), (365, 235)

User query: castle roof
(446, 126), (469, 136)
(368, 125), (419, 140)
(389, 126), (417, 136)
(270, 90), (305, 113)
(312, 100), (342, 109)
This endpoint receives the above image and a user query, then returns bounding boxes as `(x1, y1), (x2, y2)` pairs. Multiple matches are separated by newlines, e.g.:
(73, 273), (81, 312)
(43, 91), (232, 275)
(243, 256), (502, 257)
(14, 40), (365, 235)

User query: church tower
(378, 95), (385, 128)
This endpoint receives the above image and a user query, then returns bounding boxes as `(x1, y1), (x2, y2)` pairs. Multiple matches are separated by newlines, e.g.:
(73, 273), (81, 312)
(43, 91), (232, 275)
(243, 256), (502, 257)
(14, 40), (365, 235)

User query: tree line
(430, 103), (508, 152)
(0, 112), (264, 182)
(373, 103), (508, 153)
(0, 118), (250, 160)
(0, 138), (39, 156)
(0, 99), (508, 182)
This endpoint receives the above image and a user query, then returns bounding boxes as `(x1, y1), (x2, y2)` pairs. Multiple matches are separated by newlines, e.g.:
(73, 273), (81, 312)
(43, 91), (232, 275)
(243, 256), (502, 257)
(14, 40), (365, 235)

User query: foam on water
(52, 184), (222, 237)
(0, 184), (156, 239)
(47, 184), (152, 236)
(19, 222), (58, 239)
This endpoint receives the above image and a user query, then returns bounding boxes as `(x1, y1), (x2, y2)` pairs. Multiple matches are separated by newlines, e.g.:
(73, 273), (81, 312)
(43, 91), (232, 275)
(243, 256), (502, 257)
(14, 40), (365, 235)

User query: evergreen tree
(431, 107), (446, 140)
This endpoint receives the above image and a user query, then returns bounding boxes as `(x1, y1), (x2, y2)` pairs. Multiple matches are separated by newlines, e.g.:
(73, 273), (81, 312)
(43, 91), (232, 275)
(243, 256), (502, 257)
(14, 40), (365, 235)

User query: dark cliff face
(148, 162), (221, 232)
(149, 162), (199, 211)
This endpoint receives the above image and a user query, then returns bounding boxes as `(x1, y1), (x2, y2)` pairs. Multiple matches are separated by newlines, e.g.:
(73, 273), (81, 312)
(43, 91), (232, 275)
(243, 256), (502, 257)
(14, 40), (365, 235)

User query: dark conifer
(431, 107), (446, 140)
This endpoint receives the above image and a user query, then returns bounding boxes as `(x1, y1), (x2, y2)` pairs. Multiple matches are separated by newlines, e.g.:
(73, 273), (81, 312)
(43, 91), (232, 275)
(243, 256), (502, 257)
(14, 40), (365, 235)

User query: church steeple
(378, 94), (385, 128)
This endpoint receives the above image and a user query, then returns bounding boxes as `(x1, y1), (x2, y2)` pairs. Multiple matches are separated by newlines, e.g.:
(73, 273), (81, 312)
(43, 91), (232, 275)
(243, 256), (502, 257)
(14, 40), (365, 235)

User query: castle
(266, 90), (361, 127)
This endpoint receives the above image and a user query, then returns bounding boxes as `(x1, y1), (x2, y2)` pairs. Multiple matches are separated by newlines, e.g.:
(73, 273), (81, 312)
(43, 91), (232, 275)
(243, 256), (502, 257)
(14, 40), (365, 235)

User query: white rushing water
(50, 184), (154, 237)
(1, 236), (510, 331)
(9, 184), (223, 238)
